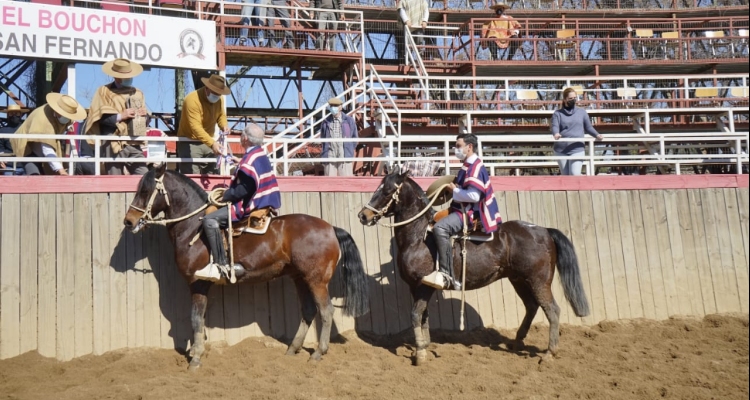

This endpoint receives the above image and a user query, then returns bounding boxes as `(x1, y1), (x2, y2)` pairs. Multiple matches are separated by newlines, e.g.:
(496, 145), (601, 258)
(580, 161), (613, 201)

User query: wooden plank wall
(0, 187), (748, 361)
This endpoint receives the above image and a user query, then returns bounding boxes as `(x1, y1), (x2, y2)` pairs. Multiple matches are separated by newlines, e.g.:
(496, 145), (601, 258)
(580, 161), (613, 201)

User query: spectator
(1, 104), (30, 174)
(85, 58), (149, 175)
(267, 0), (295, 49)
(396, 0), (429, 61)
(481, 2), (521, 61)
(550, 87), (603, 176)
(176, 74), (231, 175)
(10, 93), (87, 176)
(239, 0), (268, 46)
(320, 97), (357, 176)
(311, 0), (343, 50)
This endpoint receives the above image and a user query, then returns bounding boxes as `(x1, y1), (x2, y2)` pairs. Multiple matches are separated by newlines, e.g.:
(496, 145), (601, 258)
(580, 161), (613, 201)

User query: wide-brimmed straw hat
(426, 175), (456, 206)
(0, 104), (30, 114)
(490, 2), (510, 10)
(46, 93), (87, 121)
(201, 75), (232, 95)
(102, 58), (143, 79)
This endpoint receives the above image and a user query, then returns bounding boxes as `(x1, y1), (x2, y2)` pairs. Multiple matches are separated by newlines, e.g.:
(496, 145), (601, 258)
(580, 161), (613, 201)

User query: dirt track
(1, 314), (747, 400)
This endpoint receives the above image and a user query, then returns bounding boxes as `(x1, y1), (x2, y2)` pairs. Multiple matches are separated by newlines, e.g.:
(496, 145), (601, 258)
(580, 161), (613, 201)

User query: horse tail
(333, 227), (370, 317)
(547, 228), (590, 317)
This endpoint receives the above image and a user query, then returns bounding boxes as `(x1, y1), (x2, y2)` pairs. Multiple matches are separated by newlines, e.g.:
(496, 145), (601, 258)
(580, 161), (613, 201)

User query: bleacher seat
(101, 0), (131, 12)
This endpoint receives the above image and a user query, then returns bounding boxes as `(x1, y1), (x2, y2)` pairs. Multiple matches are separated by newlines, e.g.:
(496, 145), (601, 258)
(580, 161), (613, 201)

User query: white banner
(0, 1), (217, 70)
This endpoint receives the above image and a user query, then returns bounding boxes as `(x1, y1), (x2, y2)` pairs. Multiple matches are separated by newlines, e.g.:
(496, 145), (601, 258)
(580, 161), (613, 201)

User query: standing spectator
(396, 0), (429, 61)
(85, 58), (149, 175)
(550, 87), (603, 176)
(481, 2), (522, 61)
(267, 0), (295, 49)
(311, 0), (343, 50)
(239, 0), (268, 46)
(176, 74), (232, 175)
(320, 97), (357, 176)
(1, 104), (29, 174)
(10, 93), (87, 176)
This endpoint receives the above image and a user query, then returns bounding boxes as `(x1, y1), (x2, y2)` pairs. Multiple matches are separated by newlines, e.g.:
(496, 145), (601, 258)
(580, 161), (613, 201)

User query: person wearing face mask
(481, 2), (521, 61)
(1, 104), (30, 174)
(422, 133), (503, 291)
(86, 58), (149, 175)
(551, 87), (603, 176)
(10, 93), (87, 176)
(320, 97), (358, 176)
(194, 123), (281, 282)
(177, 74), (232, 175)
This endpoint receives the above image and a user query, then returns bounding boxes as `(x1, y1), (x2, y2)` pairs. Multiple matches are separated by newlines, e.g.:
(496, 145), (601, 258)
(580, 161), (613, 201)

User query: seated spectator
(1, 104), (31, 174)
(481, 2), (521, 61)
(10, 93), (87, 176)
(85, 58), (149, 176)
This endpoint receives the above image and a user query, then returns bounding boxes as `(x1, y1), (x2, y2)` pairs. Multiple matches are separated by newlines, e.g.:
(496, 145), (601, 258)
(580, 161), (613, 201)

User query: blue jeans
(555, 149), (585, 176)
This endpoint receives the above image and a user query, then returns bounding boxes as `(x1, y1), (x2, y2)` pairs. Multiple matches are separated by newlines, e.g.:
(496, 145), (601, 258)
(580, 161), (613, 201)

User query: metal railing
(342, 0), (748, 11)
(2, 131), (747, 176)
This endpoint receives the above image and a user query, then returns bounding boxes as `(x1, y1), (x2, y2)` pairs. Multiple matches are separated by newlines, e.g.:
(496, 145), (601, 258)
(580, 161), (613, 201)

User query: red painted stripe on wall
(0, 174), (747, 194)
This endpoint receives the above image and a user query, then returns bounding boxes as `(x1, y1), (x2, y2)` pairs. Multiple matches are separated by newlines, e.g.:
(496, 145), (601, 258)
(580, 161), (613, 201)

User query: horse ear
(155, 162), (167, 178)
(399, 168), (411, 180)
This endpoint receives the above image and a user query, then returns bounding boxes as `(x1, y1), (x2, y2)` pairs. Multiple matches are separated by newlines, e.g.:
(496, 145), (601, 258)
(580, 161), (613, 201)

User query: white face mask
(329, 106), (340, 115)
(454, 147), (467, 160)
(57, 116), (71, 125)
(207, 93), (221, 103)
(120, 78), (133, 87)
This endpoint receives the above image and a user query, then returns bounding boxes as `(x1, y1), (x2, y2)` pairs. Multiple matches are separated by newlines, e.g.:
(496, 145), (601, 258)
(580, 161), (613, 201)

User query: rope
(459, 205), (468, 331)
(378, 183), (450, 228)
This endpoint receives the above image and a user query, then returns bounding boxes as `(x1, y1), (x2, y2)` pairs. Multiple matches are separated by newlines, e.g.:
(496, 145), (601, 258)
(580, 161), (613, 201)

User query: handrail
(2, 132), (746, 176)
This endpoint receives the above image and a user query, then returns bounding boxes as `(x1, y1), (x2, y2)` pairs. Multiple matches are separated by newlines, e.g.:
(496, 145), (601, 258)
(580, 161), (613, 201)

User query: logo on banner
(177, 29), (205, 60)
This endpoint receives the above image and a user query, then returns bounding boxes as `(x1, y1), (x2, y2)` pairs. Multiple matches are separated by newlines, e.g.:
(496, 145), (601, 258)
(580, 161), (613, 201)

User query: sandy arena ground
(0, 314), (747, 400)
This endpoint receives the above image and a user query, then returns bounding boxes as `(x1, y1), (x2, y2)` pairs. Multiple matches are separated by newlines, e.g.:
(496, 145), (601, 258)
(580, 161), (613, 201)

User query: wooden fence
(0, 177), (748, 361)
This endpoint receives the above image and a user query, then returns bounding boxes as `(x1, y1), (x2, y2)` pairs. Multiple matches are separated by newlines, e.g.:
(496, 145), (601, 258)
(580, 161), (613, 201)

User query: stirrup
(194, 263), (222, 282)
(421, 271), (457, 290)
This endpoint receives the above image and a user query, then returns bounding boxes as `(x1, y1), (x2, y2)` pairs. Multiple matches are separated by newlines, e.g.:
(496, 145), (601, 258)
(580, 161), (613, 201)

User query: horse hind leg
(509, 279), (539, 352)
(287, 279), (318, 356)
(188, 280), (212, 371)
(533, 285), (561, 362)
(309, 285), (334, 362)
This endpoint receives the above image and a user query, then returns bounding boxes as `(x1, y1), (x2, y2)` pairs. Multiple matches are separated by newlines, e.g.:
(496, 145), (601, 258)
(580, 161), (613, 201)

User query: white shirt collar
(465, 153), (478, 164)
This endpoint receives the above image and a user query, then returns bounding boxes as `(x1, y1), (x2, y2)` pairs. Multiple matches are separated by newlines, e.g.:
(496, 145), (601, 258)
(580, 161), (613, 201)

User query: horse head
(358, 169), (412, 226)
(123, 163), (173, 233)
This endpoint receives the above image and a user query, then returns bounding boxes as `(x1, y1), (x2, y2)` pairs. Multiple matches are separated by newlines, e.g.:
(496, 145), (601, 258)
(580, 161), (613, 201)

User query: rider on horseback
(422, 133), (503, 291)
(194, 123), (282, 282)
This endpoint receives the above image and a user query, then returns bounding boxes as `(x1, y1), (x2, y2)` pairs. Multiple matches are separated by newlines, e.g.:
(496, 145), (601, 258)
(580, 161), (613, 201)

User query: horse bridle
(128, 174), (208, 229)
(363, 183), (403, 222)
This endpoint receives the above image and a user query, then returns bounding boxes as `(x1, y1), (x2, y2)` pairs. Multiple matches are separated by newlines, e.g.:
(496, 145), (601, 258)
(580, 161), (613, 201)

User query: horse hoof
(285, 347), (298, 356)
(508, 341), (524, 351)
(413, 349), (427, 366)
(188, 359), (201, 371)
(539, 353), (555, 364)
(309, 352), (322, 362)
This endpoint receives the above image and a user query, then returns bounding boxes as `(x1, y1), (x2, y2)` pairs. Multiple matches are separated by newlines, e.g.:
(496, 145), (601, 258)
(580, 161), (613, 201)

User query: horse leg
(508, 279), (539, 351)
(188, 280), (212, 371)
(411, 284), (434, 366)
(533, 285), (561, 362)
(286, 279), (318, 356)
(309, 285), (334, 362)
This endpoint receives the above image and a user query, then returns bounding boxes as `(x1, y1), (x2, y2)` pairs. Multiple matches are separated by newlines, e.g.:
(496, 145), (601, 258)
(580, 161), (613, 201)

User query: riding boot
(194, 226), (226, 282)
(421, 230), (460, 290)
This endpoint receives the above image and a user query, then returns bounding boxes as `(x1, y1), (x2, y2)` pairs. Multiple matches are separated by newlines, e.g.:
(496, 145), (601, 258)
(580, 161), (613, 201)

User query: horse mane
(137, 168), (209, 203)
(166, 170), (209, 202)
(404, 176), (436, 220)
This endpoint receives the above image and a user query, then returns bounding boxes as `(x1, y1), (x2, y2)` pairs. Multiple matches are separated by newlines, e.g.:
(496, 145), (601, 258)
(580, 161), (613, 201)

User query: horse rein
(128, 174), (209, 228)
(365, 183), (450, 228)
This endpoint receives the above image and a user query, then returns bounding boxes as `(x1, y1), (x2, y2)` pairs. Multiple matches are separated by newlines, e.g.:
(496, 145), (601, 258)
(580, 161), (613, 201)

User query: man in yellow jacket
(481, 2), (522, 61)
(176, 74), (232, 174)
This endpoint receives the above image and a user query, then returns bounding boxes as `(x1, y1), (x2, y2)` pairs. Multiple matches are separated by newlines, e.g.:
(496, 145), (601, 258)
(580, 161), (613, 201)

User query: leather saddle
(428, 209), (493, 242)
(232, 207), (276, 236)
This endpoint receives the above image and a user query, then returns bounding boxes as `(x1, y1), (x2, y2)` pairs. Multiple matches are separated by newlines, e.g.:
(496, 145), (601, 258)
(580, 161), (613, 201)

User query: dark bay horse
(123, 164), (369, 370)
(358, 171), (589, 365)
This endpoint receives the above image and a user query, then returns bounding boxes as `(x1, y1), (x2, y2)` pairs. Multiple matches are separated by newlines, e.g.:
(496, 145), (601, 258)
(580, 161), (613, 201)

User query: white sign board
(0, 2), (217, 70)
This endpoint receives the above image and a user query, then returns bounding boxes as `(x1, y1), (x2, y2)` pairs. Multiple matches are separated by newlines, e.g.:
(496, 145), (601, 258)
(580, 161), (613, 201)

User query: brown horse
(358, 170), (589, 365)
(123, 164), (369, 370)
